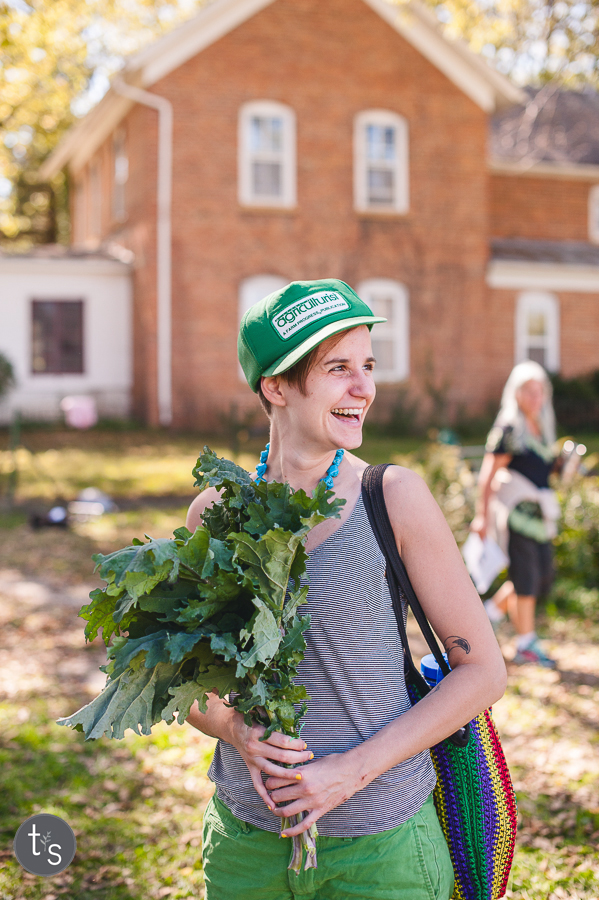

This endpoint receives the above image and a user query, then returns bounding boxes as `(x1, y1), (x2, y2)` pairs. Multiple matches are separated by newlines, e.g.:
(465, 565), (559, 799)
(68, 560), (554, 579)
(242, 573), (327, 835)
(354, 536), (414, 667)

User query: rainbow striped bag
(363, 465), (517, 900)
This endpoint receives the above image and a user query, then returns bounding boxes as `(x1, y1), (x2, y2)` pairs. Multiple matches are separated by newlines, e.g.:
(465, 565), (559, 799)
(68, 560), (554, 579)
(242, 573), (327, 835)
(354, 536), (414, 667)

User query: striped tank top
(208, 491), (437, 836)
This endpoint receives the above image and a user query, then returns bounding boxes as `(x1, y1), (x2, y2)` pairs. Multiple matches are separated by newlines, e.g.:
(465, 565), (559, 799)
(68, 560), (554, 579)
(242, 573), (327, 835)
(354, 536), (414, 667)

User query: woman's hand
(229, 717), (314, 811)
(470, 513), (487, 539)
(264, 752), (362, 835)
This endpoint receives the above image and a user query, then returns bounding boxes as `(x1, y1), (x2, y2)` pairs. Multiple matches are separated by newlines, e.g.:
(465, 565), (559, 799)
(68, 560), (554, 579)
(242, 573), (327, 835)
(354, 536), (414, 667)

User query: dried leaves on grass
(0, 433), (259, 503)
(494, 619), (599, 899)
(1, 430), (598, 898)
(2, 575), (598, 899)
(0, 587), (216, 900)
(0, 506), (190, 589)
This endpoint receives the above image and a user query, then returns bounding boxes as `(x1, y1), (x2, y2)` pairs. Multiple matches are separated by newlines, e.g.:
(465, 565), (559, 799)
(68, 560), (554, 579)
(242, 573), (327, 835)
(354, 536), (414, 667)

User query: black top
(486, 424), (554, 489)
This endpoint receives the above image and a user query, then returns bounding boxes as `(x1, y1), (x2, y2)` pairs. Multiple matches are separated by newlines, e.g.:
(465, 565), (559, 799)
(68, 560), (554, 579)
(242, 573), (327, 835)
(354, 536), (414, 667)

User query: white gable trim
(133, 0), (277, 88)
(39, 92), (134, 178)
(487, 259), (599, 293)
(362, 0), (523, 113)
(0, 256), (130, 276)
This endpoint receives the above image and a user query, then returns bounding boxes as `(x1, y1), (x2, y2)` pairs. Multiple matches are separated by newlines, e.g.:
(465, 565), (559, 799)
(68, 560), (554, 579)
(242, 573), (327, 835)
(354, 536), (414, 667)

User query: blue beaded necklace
(255, 443), (345, 490)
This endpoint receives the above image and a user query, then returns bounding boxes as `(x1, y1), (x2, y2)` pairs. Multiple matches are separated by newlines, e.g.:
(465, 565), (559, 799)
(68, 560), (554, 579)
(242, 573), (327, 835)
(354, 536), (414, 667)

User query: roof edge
(363, 0), (524, 112)
(39, 91), (134, 180)
(487, 258), (599, 292)
(130, 0), (277, 87)
(490, 157), (599, 182)
(0, 255), (131, 275)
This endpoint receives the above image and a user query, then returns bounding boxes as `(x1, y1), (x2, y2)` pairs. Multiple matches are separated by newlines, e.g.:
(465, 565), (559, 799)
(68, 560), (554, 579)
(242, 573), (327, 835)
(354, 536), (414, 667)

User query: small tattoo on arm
(444, 635), (471, 656)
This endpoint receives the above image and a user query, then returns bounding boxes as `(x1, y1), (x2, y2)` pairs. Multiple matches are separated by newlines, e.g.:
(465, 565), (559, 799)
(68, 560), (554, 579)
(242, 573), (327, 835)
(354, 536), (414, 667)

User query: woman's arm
(265, 467), (508, 836)
(471, 451), (511, 538)
(186, 485), (221, 532)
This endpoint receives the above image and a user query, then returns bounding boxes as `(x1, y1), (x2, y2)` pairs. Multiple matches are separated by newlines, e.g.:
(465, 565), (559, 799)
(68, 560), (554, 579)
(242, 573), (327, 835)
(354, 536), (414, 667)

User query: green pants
(202, 792), (454, 900)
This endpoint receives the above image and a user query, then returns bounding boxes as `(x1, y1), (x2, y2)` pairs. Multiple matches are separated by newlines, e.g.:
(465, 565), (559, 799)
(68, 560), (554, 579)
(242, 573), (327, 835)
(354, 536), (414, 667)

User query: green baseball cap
(238, 278), (386, 392)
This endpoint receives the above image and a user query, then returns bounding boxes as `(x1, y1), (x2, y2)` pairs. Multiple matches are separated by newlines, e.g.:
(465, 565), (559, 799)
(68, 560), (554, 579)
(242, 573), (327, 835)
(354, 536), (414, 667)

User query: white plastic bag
(462, 532), (509, 594)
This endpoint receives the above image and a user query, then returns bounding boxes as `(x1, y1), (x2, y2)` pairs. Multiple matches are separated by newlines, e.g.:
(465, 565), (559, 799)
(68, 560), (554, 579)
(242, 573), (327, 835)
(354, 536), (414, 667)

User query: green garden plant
(551, 474), (599, 615)
(0, 352), (15, 400)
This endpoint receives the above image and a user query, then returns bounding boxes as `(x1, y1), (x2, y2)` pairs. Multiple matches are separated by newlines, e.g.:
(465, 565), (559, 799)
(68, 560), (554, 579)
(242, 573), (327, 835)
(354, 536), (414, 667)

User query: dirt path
(0, 569), (107, 702)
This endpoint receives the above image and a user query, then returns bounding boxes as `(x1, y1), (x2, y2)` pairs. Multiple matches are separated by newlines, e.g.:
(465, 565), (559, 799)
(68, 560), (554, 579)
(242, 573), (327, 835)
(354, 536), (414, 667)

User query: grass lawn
(0, 427), (426, 587)
(1, 426), (598, 899)
(0, 589), (215, 900)
(0, 426), (426, 502)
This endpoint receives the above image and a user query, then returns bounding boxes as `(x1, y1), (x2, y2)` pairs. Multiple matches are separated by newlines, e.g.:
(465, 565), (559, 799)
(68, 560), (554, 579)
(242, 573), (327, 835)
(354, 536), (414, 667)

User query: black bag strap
(361, 463), (451, 677)
(362, 463), (471, 748)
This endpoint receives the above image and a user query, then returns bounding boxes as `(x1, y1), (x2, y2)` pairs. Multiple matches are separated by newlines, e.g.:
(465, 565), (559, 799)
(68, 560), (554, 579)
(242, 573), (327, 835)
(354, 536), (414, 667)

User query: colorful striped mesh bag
(363, 465), (517, 900)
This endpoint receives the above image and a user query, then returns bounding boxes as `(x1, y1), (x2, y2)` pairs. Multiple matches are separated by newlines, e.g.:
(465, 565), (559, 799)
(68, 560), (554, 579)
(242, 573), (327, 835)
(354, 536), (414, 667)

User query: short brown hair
(257, 330), (349, 417)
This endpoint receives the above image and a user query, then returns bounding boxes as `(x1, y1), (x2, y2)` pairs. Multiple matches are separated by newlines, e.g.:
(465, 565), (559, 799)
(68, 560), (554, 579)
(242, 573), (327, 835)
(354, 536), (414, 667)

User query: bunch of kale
(58, 447), (344, 871)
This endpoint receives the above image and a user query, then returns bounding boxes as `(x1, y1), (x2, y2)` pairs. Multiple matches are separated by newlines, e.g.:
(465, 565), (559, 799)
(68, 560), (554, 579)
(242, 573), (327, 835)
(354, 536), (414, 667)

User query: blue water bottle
(420, 653), (450, 687)
(421, 653), (470, 744)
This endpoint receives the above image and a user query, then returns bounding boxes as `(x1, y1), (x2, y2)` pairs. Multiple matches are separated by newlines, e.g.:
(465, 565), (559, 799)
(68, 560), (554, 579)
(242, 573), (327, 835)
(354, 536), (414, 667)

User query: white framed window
(588, 185), (599, 243)
(238, 101), (296, 208)
(112, 128), (128, 222)
(239, 275), (288, 380)
(354, 110), (409, 214)
(358, 279), (409, 382)
(515, 291), (560, 372)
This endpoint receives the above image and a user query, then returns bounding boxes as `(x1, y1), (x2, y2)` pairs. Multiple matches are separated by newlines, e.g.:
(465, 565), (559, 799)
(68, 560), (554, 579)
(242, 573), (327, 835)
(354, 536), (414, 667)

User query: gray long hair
(494, 361), (556, 448)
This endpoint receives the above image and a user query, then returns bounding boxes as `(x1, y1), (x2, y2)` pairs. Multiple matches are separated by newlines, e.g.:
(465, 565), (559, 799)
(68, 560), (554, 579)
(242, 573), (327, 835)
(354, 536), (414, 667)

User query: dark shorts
(508, 529), (554, 598)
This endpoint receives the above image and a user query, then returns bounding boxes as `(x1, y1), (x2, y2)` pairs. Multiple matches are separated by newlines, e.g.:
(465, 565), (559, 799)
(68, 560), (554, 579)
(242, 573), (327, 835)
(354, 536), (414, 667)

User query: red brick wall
(92, 0), (497, 427)
(481, 288), (516, 407)
(490, 173), (597, 242)
(560, 291), (599, 377)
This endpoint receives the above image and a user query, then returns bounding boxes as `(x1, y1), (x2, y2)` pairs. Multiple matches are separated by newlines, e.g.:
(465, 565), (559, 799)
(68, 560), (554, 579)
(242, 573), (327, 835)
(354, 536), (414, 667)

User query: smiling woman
(185, 279), (507, 900)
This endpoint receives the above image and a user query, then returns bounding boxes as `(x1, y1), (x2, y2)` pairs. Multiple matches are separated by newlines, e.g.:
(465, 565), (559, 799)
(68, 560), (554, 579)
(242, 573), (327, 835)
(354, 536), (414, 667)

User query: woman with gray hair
(471, 361), (560, 668)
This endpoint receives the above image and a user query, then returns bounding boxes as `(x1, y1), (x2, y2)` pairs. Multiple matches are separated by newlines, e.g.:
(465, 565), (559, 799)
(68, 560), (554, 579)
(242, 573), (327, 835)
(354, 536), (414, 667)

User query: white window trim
(238, 274), (288, 380)
(515, 291), (560, 372)
(238, 100), (296, 208)
(354, 110), (409, 214)
(357, 278), (409, 382)
(588, 184), (599, 244)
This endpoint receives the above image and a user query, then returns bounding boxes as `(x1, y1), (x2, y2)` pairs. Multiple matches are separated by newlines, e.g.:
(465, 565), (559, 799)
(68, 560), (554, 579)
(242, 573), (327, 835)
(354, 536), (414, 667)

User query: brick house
(38, 0), (599, 429)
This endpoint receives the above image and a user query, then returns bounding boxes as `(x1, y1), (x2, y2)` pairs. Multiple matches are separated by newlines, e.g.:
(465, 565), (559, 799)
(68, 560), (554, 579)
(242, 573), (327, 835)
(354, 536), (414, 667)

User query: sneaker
(513, 639), (557, 669)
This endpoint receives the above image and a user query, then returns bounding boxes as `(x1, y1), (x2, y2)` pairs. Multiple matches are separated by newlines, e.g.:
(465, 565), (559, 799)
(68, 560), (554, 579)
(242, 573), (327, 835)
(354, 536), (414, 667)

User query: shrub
(551, 475), (599, 615)
(382, 386), (422, 436)
(0, 352), (15, 400)
(551, 370), (599, 433)
(393, 443), (476, 546)
(398, 443), (599, 618)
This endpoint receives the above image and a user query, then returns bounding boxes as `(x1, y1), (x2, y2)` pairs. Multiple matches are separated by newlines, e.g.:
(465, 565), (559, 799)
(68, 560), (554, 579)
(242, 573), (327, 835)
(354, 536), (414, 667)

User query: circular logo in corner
(14, 813), (77, 876)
